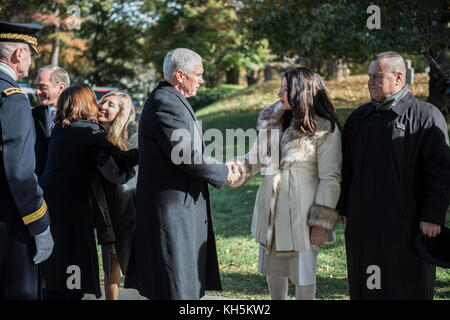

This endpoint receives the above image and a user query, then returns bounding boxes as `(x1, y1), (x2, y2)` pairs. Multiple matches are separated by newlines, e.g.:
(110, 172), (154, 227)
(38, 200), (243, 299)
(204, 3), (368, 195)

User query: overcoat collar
(0, 68), (18, 87)
(157, 81), (197, 121)
(0, 62), (16, 80)
(157, 80), (203, 137)
(364, 91), (413, 118)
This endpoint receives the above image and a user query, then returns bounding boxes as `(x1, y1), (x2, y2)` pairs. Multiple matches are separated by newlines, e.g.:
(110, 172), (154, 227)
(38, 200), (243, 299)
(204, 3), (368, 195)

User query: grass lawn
(198, 73), (449, 300)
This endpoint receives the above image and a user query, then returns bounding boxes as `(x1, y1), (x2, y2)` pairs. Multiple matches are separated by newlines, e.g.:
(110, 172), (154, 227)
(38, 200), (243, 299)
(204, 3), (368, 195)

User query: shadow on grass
(212, 183), (257, 238)
(214, 270), (350, 300)
(435, 277), (450, 300)
(217, 271), (269, 299)
(217, 270), (448, 300)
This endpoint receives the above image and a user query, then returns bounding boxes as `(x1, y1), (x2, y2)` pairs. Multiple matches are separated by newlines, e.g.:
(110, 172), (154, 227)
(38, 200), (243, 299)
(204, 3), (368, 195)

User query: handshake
(225, 161), (242, 185)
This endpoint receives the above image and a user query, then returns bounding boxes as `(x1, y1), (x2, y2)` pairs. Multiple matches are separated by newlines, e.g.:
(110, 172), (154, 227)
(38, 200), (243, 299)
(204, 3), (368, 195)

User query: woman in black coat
(39, 85), (137, 300)
(96, 91), (138, 300)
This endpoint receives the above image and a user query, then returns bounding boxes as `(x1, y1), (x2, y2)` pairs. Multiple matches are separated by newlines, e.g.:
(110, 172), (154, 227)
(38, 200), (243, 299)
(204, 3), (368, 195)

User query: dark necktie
(49, 107), (56, 131)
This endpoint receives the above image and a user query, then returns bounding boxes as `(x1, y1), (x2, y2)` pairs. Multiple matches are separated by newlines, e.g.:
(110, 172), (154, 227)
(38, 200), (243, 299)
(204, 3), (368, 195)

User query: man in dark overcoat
(339, 51), (450, 299)
(0, 22), (53, 299)
(128, 48), (238, 300)
(32, 65), (70, 178)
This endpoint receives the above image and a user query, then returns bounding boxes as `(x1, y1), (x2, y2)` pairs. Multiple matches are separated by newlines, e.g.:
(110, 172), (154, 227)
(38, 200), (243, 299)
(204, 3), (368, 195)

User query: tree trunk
(226, 68), (239, 84)
(50, 36), (60, 66)
(424, 50), (449, 115)
(309, 57), (323, 74)
(205, 72), (222, 88)
(326, 59), (348, 81)
(264, 65), (273, 81)
(246, 69), (258, 86)
(49, 1), (60, 66)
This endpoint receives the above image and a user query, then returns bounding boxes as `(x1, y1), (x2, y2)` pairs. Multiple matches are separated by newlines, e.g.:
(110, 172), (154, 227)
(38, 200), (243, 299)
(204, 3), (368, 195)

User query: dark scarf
(373, 85), (409, 111)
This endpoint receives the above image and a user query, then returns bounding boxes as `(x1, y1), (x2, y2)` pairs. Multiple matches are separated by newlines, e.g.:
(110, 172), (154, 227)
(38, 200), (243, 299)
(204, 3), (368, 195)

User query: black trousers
(0, 223), (39, 300)
(42, 289), (84, 300)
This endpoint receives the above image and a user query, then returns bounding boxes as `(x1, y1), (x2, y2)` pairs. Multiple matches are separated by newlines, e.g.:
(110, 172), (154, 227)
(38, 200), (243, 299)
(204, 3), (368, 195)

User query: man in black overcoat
(339, 52), (450, 299)
(32, 65), (70, 178)
(128, 48), (239, 300)
(0, 22), (54, 300)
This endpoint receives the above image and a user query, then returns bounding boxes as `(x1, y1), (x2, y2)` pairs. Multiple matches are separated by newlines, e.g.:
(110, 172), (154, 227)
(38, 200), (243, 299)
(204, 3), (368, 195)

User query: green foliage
(241, 0), (449, 84)
(142, 0), (271, 87)
(242, 0), (449, 62)
(188, 84), (244, 111)
(349, 53), (429, 75)
(75, 1), (147, 86)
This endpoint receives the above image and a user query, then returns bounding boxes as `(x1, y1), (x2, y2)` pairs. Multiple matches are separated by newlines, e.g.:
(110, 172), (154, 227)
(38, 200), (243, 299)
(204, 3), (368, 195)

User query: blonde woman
(97, 91), (138, 300)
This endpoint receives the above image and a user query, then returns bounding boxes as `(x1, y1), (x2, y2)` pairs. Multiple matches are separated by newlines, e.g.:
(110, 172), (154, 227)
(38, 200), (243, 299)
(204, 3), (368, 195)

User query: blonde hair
(99, 91), (136, 151)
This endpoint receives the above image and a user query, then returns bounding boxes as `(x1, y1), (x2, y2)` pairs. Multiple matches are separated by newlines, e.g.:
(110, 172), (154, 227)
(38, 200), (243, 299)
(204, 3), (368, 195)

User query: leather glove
(33, 226), (54, 264)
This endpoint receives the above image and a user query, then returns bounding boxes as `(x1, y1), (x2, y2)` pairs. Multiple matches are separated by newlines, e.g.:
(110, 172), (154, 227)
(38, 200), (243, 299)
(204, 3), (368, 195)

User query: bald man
(338, 52), (450, 299)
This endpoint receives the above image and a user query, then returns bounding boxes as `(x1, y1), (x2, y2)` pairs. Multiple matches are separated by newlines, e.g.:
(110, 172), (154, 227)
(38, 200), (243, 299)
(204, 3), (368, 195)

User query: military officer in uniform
(0, 21), (54, 299)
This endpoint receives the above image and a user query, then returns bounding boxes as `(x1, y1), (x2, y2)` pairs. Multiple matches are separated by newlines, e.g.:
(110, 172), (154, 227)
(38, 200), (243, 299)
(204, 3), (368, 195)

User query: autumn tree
(142, 0), (271, 87)
(242, 0), (449, 113)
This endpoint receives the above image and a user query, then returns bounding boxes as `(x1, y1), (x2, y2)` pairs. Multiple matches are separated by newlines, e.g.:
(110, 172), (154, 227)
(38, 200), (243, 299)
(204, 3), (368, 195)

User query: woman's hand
(338, 216), (347, 224)
(225, 161), (241, 185)
(310, 226), (327, 247)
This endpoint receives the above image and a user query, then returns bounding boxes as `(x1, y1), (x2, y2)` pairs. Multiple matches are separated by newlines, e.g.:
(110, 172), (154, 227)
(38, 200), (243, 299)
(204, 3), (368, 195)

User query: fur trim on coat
(308, 203), (340, 243)
(230, 101), (342, 254)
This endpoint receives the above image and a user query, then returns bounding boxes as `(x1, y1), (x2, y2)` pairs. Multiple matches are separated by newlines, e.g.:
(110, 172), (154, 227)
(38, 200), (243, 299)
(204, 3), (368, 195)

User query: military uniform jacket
(339, 92), (450, 299)
(0, 69), (50, 239)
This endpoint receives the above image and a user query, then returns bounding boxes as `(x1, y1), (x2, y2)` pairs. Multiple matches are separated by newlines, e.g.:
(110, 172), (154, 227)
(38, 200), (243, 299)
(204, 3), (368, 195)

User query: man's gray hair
(372, 51), (406, 75)
(163, 48), (202, 81)
(38, 65), (71, 87)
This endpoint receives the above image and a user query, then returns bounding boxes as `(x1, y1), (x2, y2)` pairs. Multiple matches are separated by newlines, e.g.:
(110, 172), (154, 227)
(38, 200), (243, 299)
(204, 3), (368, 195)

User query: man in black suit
(32, 65), (70, 178)
(129, 48), (240, 300)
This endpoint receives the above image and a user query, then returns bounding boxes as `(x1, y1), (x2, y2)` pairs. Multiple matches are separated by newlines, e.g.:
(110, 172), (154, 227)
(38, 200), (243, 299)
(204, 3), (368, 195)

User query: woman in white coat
(228, 67), (342, 300)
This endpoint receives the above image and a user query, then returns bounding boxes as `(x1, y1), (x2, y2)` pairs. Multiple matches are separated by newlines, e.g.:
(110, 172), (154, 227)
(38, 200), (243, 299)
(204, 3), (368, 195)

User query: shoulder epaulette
(2, 87), (25, 97)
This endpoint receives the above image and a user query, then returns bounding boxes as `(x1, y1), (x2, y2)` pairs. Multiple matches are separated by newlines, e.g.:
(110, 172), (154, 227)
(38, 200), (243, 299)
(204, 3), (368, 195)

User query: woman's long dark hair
(281, 67), (340, 135)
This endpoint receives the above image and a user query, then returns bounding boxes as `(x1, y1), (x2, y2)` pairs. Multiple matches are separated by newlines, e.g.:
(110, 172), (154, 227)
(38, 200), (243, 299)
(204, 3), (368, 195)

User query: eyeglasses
(368, 72), (399, 82)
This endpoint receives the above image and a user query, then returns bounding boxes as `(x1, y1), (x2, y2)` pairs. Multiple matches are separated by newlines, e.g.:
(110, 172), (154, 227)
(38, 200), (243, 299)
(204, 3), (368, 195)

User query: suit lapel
(37, 105), (51, 137)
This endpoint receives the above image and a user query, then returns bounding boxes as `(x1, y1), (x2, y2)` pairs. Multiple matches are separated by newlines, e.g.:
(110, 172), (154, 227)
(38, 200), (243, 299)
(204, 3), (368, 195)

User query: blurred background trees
(0, 0), (448, 113)
(242, 0), (449, 113)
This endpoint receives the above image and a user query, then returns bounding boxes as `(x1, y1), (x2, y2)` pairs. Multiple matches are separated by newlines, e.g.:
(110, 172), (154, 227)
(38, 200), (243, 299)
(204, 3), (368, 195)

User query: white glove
(33, 226), (54, 264)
